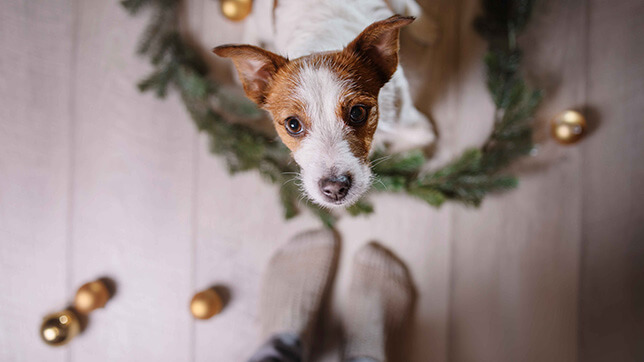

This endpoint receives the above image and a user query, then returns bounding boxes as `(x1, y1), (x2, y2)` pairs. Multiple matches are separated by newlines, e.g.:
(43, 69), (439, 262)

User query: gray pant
(248, 333), (378, 362)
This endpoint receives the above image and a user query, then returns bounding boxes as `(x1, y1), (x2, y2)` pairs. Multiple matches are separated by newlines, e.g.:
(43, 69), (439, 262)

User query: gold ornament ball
(40, 309), (81, 346)
(551, 110), (587, 144)
(190, 289), (223, 320)
(74, 280), (110, 314)
(220, 0), (252, 22)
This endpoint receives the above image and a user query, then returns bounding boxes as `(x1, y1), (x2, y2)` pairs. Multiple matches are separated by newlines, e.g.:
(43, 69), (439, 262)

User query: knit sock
(343, 242), (414, 361)
(259, 228), (339, 353)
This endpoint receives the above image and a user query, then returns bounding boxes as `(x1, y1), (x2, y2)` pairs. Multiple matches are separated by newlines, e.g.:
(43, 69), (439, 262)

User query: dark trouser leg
(248, 333), (303, 362)
(247, 333), (381, 362)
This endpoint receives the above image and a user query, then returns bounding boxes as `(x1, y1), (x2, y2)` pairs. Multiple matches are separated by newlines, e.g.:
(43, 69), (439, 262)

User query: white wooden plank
(66, 1), (196, 361)
(193, 6), (321, 362)
(449, 0), (586, 361)
(580, 0), (644, 360)
(0, 0), (73, 361)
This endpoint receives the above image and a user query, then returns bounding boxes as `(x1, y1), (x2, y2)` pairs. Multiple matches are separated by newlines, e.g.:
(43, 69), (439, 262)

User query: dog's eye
(285, 117), (304, 136)
(349, 105), (369, 126)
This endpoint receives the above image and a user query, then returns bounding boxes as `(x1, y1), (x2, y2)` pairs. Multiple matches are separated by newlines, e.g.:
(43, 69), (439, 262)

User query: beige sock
(343, 242), (414, 361)
(259, 228), (339, 348)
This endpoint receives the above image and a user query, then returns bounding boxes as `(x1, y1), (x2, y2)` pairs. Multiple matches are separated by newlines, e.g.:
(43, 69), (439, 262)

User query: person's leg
(248, 229), (339, 362)
(342, 242), (414, 362)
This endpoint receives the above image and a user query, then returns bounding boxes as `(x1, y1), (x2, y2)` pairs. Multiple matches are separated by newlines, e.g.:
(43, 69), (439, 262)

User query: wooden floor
(1, 0), (643, 361)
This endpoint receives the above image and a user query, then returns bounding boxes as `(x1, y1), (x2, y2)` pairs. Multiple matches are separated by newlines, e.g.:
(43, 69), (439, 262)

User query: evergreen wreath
(122, 0), (541, 226)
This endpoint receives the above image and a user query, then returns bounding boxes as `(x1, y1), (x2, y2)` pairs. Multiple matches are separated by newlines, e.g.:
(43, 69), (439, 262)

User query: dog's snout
(319, 174), (352, 202)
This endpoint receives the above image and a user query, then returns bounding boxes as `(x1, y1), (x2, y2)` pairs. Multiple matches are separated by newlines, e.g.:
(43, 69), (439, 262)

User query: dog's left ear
(213, 44), (288, 105)
(345, 15), (414, 84)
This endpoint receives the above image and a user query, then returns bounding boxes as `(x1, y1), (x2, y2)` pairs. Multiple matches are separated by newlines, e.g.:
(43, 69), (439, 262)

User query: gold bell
(220, 0), (253, 22)
(74, 280), (110, 314)
(40, 309), (81, 346)
(190, 288), (223, 320)
(551, 110), (587, 144)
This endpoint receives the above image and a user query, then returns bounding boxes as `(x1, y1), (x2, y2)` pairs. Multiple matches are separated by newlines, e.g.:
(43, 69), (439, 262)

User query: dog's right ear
(345, 15), (414, 85)
(213, 45), (288, 105)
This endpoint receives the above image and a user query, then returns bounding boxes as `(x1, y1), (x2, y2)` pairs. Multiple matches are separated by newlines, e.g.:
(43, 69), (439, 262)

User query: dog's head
(214, 15), (413, 208)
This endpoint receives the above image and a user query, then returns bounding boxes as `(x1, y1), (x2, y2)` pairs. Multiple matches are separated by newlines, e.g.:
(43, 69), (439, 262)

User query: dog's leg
(375, 68), (436, 154)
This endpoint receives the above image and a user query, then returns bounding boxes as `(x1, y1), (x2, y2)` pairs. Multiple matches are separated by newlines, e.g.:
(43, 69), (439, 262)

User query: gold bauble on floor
(190, 288), (223, 320)
(40, 278), (114, 346)
(40, 309), (81, 346)
(220, 0), (252, 22)
(551, 110), (587, 144)
(74, 280), (110, 314)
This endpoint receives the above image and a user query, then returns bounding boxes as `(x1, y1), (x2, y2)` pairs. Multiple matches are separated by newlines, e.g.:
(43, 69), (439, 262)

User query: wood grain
(65, 0), (196, 360)
(0, 1), (73, 361)
(449, 0), (586, 361)
(580, 1), (644, 360)
(193, 2), (326, 361)
(1, 0), (643, 361)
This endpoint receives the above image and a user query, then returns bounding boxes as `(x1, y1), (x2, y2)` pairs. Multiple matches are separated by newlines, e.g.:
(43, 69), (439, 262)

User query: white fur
(292, 62), (371, 207)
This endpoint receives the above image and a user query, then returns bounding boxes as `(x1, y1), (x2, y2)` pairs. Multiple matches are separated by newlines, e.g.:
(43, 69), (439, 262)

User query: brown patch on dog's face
(262, 51), (383, 160)
(261, 61), (310, 152)
(329, 51), (382, 162)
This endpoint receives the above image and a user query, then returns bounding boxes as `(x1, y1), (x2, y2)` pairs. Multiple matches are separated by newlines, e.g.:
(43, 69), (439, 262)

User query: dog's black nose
(319, 174), (352, 202)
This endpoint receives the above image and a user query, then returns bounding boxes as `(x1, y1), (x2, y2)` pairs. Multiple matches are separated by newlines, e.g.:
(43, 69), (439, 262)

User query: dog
(213, 0), (436, 208)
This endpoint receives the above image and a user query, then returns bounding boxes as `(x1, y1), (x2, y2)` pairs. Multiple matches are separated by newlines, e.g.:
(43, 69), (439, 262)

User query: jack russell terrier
(213, 0), (436, 208)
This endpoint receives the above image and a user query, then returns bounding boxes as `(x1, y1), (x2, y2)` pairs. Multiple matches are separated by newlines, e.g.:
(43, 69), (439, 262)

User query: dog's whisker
(297, 193), (311, 208)
(370, 154), (393, 168)
(282, 177), (299, 186)
(371, 175), (388, 191)
(371, 154), (391, 164)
